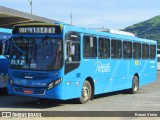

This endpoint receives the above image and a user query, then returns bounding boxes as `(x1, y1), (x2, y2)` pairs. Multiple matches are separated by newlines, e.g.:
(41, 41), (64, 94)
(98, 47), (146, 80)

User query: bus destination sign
(19, 27), (55, 34)
(13, 26), (62, 34)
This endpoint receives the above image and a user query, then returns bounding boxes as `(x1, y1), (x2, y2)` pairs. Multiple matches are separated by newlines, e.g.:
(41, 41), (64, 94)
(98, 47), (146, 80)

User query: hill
(124, 15), (160, 41)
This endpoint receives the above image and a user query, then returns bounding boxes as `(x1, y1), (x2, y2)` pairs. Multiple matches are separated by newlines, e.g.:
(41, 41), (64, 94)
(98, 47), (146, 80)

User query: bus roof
(65, 24), (157, 44)
(0, 28), (12, 33)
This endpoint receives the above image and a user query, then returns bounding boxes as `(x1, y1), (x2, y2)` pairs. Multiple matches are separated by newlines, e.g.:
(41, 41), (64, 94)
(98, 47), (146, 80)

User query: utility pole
(70, 11), (72, 25)
(28, 0), (32, 14)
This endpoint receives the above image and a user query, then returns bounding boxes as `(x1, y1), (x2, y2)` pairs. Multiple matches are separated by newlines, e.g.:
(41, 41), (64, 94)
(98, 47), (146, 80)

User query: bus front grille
(12, 71), (50, 80)
(14, 87), (46, 95)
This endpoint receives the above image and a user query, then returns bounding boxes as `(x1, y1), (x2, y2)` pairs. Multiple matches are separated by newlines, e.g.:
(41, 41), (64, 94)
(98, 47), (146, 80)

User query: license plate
(23, 90), (33, 94)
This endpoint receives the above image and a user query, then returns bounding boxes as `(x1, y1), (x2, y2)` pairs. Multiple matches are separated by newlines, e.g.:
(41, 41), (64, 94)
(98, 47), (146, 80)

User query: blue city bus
(7, 23), (157, 103)
(0, 28), (11, 88)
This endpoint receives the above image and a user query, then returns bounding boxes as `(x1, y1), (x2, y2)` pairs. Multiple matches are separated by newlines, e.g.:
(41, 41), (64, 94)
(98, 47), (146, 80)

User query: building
(0, 6), (57, 40)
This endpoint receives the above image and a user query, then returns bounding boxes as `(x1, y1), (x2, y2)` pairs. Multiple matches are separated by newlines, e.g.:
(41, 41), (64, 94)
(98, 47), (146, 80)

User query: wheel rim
(82, 85), (90, 101)
(133, 78), (138, 92)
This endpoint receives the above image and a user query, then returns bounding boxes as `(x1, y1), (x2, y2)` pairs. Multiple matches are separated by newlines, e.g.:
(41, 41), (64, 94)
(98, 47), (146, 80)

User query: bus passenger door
(65, 32), (80, 74)
(64, 31), (80, 99)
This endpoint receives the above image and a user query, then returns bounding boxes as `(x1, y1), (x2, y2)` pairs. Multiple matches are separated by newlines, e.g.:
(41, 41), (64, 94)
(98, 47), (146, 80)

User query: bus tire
(78, 80), (92, 104)
(129, 76), (139, 94)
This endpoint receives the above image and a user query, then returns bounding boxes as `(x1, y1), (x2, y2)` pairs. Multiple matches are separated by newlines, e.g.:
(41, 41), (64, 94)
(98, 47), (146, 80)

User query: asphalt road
(0, 71), (160, 119)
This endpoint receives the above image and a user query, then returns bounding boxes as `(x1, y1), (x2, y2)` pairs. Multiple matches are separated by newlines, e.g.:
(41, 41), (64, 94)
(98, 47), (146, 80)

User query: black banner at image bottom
(0, 111), (159, 117)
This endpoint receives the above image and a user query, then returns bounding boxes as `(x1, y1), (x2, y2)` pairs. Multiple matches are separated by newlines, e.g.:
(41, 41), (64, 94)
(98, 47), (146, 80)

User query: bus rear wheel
(78, 80), (92, 104)
(129, 76), (139, 94)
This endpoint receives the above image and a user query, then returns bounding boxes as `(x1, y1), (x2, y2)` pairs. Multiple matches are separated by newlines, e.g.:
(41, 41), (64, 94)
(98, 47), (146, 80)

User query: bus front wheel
(78, 80), (92, 104)
(129, 76), (139, 94)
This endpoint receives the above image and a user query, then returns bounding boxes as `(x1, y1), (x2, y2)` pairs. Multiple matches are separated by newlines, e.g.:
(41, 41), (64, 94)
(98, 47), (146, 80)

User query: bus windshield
(9, 38), (63, 71)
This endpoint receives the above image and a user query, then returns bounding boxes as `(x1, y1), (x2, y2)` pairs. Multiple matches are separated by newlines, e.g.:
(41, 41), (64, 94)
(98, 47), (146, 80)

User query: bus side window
(83, 35), (97, 58)
(98, 38), (110, 58)
(66, 41), (80, 62)
(111, 39), (122, 59)
(0, 39), (10, 56)
(0, 40), (2, 55)
(142, 43), (149, 59)
(133, 42), (141, 59)
(150, 45), (156, 59)
(123, 41), (132, 59)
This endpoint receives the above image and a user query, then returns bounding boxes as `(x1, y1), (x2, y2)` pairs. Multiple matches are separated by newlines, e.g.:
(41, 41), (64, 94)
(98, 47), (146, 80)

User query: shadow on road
(0, 88), (8, 96)
(94, 89), (132, 100)
(0, 95), (79, 109)
(0, 89), (133, 109)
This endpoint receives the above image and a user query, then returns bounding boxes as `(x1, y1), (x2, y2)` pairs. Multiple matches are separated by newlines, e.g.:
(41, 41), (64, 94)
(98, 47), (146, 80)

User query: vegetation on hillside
(124, 15), (160, 41)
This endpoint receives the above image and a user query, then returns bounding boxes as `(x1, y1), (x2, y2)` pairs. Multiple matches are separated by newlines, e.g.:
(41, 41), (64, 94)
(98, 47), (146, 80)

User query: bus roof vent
(109, 29), (135, 37)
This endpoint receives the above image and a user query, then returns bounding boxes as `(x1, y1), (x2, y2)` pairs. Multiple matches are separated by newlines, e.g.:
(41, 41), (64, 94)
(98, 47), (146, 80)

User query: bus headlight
(47, 78), (62, 89)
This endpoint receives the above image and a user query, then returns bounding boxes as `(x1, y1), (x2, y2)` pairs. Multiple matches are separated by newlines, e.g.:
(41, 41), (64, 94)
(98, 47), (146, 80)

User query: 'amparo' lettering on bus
(95, 61), (111, 74)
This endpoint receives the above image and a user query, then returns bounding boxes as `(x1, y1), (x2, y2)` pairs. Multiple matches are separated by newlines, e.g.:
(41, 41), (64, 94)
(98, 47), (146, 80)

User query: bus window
(142, 44), (149, 59)
(133, 42), (141, 59)
(98, 38), (110, 58)
(66, 41), (80, 62)
(0, 40), (2, 55)
(158, 49), (160, 54)
(150, 45), (156, 59)
(9, 38), (63, 71)
(111, 39), (122, 59)
(123, 41), (132, 59)
(157, 54), (160, 70)
(2, 39), (10, 56)
(83, 35), (97, 58)
(65, 32), (80, 63)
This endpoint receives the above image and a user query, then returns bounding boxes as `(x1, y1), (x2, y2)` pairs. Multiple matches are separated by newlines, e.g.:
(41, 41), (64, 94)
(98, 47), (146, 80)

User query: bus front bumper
(7, 83), (65, 100)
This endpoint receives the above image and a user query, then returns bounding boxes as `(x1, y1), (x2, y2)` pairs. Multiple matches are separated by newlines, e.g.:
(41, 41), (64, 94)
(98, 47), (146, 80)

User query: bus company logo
(2, 112), (11, 117)
(24, 76), (33, 79)
(95, 61), (111, 74)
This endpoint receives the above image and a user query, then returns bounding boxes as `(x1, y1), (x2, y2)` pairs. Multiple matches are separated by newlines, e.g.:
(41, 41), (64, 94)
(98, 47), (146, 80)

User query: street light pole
(28, 0), (32, 14)
(70, 11), (72, 25)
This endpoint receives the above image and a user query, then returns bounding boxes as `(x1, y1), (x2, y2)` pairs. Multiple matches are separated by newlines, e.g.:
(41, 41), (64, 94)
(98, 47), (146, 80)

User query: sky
(0, 0), (160, 29)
